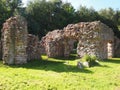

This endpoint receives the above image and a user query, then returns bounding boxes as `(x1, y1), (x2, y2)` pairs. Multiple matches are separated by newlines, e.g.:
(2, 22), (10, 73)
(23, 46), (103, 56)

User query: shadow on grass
(9, 59), (93, 74)
(94, 63), (111, 68)
(102, 58), (120, 64)
(53, 55), (77, 60)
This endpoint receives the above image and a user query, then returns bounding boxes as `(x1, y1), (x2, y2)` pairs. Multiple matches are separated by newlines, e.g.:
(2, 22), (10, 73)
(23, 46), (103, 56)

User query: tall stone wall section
(1, 16), (42, 64)
(0, 16), (43, 64)
(1, 16), (28, 64)
(41, 21), (114, 59)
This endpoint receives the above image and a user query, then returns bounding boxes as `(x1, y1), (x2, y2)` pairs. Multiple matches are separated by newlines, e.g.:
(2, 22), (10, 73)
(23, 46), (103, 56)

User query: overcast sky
(22, 0), (120, 11)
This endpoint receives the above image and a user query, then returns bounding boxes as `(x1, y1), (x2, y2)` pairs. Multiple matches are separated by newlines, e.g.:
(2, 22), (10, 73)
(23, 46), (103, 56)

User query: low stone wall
(39, 37), (47, 55)
(41, 21), (114, 59)
(27, 34), (41, 61)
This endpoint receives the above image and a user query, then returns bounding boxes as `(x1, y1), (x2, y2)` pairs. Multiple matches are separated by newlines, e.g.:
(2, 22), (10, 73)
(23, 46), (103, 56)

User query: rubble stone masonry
(1, 16), (28, 64)
(1, 16), (120, 65)
(27, 34), (41, 61)
(41, 21), (114, 59)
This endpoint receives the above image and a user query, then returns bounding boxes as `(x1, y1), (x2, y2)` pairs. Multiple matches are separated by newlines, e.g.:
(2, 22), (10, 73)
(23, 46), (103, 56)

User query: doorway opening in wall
(69, 40), (79, 60)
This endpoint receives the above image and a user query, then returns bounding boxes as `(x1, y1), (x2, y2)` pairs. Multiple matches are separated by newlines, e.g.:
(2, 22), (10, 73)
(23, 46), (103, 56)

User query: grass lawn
(0, 55), (120, 90)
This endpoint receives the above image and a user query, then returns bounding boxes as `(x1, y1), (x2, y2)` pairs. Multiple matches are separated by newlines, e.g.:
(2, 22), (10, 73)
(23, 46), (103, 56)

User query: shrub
(81, 54), (91, 62)
(81, 54), (99, 67)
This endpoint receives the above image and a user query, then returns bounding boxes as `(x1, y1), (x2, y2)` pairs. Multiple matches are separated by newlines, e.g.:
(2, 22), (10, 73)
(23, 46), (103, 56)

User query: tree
(0, 0), (24, 38)
(26, 0), (54, 38)
(0, 0), (10, 32)
(98, 8), (120, 38)
(99, 8), (115, 20)
(26, 0), (76, 39)
(6, 0), (23, 16)
(113, 10), (120, 25)
(76, 6), (99, 22)
(62, 2), (76, 24)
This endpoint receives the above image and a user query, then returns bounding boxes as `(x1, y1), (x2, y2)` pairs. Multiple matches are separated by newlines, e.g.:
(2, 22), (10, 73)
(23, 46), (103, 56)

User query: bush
(81, 54), (90, 62)
(81, 54), (99, 67)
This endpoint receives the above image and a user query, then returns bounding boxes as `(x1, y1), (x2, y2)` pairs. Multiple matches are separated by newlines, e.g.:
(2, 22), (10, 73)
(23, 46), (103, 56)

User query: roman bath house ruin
(41, 21), (114, 59)
(1, 16), (120, 64)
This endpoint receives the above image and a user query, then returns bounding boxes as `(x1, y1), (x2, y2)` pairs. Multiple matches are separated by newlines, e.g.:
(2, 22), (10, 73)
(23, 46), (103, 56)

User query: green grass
(0, 55), (120, 90)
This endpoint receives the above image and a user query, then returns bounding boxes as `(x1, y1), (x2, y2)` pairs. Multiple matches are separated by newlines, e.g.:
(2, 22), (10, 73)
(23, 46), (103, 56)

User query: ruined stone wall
(77, 22), (114, 59)
(0, 41), (2, 60)
(39, 37), (47, 55)
(1, 16), (42, 64)
(1, 16), (28, 64)
(0, 16), (116, 64)
(114, 36), (120, 57)
(27, 34), (41, 61)
(41, 30), (76, 57)
(42, 21), (114, 59)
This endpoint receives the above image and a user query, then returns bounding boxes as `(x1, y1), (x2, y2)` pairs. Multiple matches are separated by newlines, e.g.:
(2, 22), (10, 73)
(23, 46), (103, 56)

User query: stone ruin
(1, 16), (28, 64)
(27, 34), (41, 61)
(41, 21), (114, 59)
(1, 16), (120, 65)
(1, 16), (41, 64)
(114, 36), (120, 57)
(0, 41), (2, 60)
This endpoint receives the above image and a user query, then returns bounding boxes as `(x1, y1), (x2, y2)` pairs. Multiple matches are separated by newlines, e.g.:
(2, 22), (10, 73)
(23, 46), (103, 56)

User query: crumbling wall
(27, 34), (41, 61)
(41, 30), (77, 57)
(1, 16), (42, 64)
(77, 22), (114, 59)
(44, 30), (65, 57)
(40, 37), (47, 55)
(1, 16), (28, 64)
(0, 16), (116, 64)
(42, 21), (114, 59)
(114, 36), (120, 57)
(0, 41), (2, 60)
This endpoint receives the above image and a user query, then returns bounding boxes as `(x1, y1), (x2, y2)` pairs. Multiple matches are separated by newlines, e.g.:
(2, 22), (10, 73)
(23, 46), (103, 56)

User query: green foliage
(81, 54), (99, 62)
(81, 54), (91, 62)
(0, 0), (120, 39)
(0, 0), (10, 36)
(99, 8), (115, 20)
(0, 0), (23, 37)
(25, 0), (77, 38)
(6, 0), (23, 16)
(81, 54), (99, 67)
(76, 6), (100, 22)
(98, 8), (120, 38)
